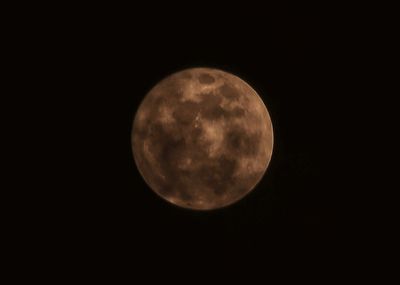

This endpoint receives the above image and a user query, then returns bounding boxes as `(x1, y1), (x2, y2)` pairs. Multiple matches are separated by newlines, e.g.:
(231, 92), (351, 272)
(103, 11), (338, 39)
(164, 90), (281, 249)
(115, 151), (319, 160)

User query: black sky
(121, 15), (341, 257)
(62, 4), (380, 273)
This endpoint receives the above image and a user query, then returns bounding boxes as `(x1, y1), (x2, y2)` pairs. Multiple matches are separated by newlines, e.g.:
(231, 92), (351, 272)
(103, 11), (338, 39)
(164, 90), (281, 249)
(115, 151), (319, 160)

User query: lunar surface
(131, 68), (273, 210)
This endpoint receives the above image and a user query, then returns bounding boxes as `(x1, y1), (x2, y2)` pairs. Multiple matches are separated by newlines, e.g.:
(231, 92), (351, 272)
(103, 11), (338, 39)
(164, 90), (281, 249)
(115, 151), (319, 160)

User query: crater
(231, 107), (245, 117)
(225, 129), (262, 156)
(199, 92), (224, 120)
(198, 156), (237, 196)
(172, 101), (200, 124)
(198, 73), (215, 84)
(219, 83), (240, 100)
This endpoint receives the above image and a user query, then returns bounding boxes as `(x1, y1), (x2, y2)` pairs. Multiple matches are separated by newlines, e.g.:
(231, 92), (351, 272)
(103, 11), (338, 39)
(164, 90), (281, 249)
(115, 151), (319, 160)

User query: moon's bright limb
(132, 68), (273, 210)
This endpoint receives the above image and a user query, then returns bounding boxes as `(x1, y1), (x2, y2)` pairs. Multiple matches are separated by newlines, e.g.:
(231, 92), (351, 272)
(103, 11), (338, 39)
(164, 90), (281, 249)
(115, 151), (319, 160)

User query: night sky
(67, 5), (377, 273)
(123, 16), (343, 258)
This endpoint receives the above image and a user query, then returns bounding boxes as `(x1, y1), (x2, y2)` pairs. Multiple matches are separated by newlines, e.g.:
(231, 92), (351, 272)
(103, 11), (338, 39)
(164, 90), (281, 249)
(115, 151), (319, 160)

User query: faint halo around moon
(131, 67), (273, 210)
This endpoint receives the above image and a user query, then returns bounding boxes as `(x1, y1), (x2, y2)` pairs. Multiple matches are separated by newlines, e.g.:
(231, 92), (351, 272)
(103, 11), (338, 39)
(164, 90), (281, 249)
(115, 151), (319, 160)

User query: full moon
(131, 68), (273, 210)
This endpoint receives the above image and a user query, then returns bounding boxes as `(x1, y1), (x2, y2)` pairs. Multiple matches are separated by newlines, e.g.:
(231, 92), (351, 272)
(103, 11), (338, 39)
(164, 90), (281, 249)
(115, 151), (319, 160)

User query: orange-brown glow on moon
(132, 68), (273, 210)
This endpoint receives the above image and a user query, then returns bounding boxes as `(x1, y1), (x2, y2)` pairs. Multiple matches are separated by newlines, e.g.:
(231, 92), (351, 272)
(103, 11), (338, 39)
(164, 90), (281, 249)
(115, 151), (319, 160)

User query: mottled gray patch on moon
(132, 67), (273, 210)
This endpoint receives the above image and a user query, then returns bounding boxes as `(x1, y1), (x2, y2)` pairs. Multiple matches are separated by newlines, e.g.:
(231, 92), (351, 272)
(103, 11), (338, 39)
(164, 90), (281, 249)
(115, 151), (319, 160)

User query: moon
(131, 68), (273, 210)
